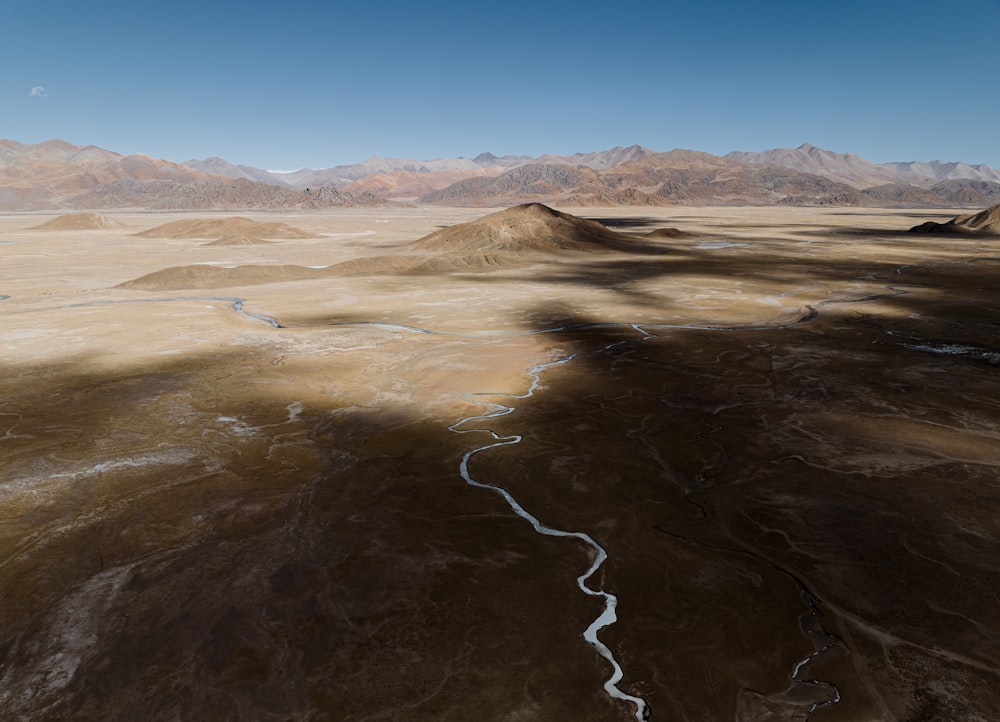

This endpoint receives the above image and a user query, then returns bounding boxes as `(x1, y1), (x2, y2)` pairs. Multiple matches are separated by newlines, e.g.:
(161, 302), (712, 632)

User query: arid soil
(1, 206), (998, 721)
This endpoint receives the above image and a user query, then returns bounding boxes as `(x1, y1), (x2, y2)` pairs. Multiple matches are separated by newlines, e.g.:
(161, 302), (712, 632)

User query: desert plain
(1, 204), (998, 721)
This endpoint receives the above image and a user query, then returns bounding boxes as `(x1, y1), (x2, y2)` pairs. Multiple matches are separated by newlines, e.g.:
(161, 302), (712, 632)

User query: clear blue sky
(3, 0), (998, 169)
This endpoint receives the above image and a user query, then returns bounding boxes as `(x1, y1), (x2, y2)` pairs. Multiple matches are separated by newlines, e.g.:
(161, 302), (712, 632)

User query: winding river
(449, 349), (652, 721)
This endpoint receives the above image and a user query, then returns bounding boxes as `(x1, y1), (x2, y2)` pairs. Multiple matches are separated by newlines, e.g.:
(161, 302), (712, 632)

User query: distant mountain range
(727, 143), (1000, 188)
(2, 138), (999, 211)
(0, 139), (378, 211)
(181, 145), (654, 193)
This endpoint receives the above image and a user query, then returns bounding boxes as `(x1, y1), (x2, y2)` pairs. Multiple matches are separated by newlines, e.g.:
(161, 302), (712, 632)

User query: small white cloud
(29, 86), (47, 97)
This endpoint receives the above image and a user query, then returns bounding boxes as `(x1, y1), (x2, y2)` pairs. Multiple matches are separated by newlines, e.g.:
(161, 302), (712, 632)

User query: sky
(2, 0), (999, 169)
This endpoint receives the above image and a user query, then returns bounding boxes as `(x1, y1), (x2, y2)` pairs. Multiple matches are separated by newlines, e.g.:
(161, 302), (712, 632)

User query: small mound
(30, 213), (123, 230)
(408, 203), (654, 255)
(644, 227), (696, 239)
(954, 205), (1000, 233)
(909, 204), (1000, 235)
(202, 233), (275, 246)
(117, 264), (322, 291)
(135, 217), (317, 241)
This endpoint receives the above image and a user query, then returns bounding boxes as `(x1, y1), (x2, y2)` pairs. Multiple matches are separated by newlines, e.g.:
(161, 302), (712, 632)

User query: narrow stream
(48, 296), (282, 328)
(449, 350), (651, 722)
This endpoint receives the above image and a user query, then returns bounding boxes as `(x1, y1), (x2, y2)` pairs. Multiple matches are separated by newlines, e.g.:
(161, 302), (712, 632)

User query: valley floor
(1, 205), (997, 720)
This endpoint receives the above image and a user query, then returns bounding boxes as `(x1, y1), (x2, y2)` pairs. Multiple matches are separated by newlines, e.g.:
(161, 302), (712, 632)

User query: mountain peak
(39, 138), (80, 152)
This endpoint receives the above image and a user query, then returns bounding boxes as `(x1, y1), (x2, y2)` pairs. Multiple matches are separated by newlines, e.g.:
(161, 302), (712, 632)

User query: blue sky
(3, 0), (999, 169)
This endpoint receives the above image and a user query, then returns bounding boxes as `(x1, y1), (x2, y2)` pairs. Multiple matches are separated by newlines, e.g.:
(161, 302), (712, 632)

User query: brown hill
(135, 217), (316, 241)
(29, 212), (123, 230)
(909, 204), (1000, 235)
(929, 180), (1000, 207)
(117, 264), (324, 291)
(956, 205), (1000, 233)
(408, 203), (653, 254)
(860, 184), (951, 207)
(778, 189), (867, 207)
(320, 205), (672, 278)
